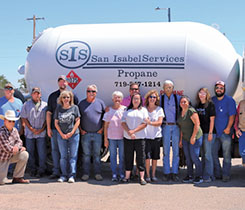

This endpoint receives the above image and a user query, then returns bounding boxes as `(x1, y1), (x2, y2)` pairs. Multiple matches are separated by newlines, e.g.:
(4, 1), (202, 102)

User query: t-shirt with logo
(212, 95), (236, 138)
(54, 105), (80, 135)
(196, 101), (216, 134)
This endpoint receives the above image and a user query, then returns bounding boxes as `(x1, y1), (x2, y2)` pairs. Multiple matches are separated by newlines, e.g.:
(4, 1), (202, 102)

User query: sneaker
(203, 178), (212, 183)
(140, 179), (147, 185)
(81, 174), (89, 181)
(119, 175), (125, 181)
(111, 175), (118, 182)
(145, 177), (151, 183)
(172, 174), (180, 182)
(57, 177), (67, 183)
(193, 177), (203, 184)
(182, 176), (193, 183)
(162, 174), (171, 182)
(151, 177), (158, 182)
(222, 175), (230, 182)
(95, 174), (103, 181)
(68, 177), (75, 183)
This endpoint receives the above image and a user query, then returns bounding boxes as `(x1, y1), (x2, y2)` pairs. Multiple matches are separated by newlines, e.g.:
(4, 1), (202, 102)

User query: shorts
(145, 137), (161, 160)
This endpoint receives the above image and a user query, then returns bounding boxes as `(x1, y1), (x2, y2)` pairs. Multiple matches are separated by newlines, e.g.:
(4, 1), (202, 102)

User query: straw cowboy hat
(0, 110), (19, 121)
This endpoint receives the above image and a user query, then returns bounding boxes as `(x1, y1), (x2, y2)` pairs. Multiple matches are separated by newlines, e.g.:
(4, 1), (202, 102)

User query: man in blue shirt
(161, 80), (181, 182)
(79, 84), (105, 181)
(212, 80), (236, 182)
(0, 83), (23, 131)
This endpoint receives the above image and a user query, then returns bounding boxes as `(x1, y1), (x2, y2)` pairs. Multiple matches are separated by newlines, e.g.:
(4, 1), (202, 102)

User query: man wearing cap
(0, 83), (23, 131)
(20, 87), (47, 177)
(212, 80), (236, 182)
(0, 110), (29, 185)
(161, 80), (181, 182)
(46, 75), (78, 179)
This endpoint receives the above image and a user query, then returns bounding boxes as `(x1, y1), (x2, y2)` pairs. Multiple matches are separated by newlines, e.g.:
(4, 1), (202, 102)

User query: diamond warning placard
(66, 70), (81, 89)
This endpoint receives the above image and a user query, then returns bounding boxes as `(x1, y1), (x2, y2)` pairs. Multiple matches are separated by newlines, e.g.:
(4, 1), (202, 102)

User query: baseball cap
(31, 87), (41, 93)
(215, 80), (225, 87)
(4, 83), (14, 89)
(58, 75), (66, 82)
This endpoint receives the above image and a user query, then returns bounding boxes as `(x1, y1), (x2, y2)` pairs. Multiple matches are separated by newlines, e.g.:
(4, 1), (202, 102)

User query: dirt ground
(1, 157), (245, 210)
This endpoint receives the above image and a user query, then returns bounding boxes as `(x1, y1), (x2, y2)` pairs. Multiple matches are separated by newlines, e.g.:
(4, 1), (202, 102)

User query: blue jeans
(162, 125), (180, 174)
(201, 134), (215, 180)
(182, 136), (203, 178)
(51, 129), (60, 175)
(26, 137), (47, 173)
(109, 139), (124, 177)
(57, 133), (80, 178)
(213, 133), (231, 177)
(82, 133), (102, 175)
(238, 131), (245, 163)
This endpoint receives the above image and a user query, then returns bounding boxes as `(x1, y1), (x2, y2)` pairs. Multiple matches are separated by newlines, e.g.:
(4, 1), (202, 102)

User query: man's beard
(59, 85), (66, 90)
(215, 91), (225, 97)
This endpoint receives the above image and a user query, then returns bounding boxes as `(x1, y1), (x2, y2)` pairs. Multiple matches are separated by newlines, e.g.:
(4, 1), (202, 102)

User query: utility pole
(26, 15), (45, 41)
(155, 7), (171, 22)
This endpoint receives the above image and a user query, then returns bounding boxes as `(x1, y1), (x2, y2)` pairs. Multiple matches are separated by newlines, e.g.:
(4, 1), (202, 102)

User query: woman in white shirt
(144, 90), (164, 182)
(121, 93), (148, 185)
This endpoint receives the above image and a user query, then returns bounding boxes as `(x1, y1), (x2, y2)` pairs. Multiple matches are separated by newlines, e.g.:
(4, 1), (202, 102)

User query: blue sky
(0, 0), (244, 87)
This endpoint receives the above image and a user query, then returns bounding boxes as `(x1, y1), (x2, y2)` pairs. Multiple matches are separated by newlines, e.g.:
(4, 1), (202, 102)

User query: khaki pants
(0, 151), (29, 184)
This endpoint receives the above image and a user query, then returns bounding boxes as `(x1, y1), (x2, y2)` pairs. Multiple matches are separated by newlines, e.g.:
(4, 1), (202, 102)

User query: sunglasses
(130, 88), (139, 91)
(149, 96), (157, 99)
(87, 90), (96, 93)
(7, 120), (15, 123)
(215, 86), (224, 90)
(62, 96), (70, 99)
(4, 87), (13, 90)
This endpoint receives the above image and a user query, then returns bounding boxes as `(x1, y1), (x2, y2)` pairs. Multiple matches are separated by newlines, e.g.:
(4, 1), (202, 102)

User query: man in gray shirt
(21, 87), (47, 177)
(78, 84), (105, 181)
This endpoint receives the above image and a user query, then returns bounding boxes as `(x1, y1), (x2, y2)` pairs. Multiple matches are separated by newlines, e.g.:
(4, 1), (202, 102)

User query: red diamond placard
(66, 70), (82, 89)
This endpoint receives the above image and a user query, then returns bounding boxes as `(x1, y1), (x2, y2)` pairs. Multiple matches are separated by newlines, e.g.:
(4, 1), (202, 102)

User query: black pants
(124, 138), (145, 172)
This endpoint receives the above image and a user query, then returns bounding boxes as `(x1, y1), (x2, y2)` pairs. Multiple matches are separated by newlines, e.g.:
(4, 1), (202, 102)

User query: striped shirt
(20, 100), (47, 138)
(0, 126), (22, 161)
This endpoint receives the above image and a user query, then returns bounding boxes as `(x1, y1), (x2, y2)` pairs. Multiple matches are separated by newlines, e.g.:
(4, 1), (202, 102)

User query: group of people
(0, 75), (244, 186)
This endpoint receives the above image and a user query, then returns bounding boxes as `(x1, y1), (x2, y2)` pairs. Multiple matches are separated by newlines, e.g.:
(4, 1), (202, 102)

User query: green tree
(18, 78), (28, 93)
(0, 75), (9, 88)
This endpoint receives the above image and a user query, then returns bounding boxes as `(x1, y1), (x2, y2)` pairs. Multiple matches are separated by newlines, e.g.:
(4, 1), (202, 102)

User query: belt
(164, 122), (177, 125)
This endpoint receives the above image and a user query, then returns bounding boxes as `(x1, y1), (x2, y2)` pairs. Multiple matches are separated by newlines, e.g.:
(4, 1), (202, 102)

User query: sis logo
(56, 41), (91, 69)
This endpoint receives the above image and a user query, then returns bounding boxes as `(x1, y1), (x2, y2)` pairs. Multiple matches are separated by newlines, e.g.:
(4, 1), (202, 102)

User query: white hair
(112, 91), (124, 99)
(163, 80), (174, 87)
(87, 84), (98, 92)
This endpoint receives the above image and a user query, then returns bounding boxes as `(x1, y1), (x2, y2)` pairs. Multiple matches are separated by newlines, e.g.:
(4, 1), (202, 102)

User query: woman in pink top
(103, 91), (126, 181)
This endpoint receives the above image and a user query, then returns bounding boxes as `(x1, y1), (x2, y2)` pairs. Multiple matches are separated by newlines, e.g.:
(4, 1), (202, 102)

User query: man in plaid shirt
(0, 110), (29, 185)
